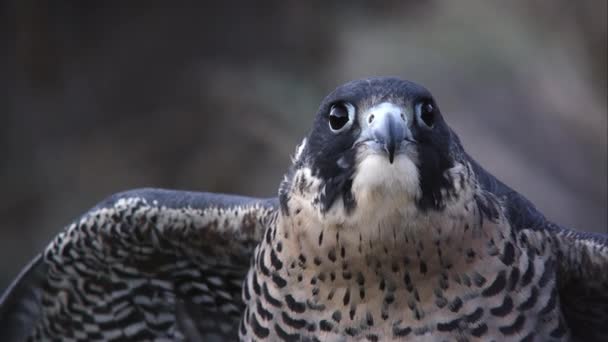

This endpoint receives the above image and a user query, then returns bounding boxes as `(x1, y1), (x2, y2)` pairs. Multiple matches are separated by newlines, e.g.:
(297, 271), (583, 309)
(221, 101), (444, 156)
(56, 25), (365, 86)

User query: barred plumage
(1, 77), (606, 341)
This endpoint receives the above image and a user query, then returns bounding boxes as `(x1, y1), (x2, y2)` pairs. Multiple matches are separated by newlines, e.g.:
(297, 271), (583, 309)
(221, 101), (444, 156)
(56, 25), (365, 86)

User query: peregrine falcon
(1, 77), (606, 341)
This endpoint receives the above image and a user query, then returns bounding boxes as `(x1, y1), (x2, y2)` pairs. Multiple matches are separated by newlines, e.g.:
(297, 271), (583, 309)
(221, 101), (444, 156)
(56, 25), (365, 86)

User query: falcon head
(280, 77), (470, 226)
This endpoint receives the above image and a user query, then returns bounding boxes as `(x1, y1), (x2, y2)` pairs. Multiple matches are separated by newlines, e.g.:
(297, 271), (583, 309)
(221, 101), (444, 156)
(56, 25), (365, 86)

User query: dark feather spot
(437, 318), (460, 332)
(508, 267), (520, 291)
(345, 327), (359, 336)
(356, 272), (365, 286)
(343, 288), (351, 306)
(263, 283), (282, 308)
(393, 325), (412, 337)
(538, 259), (554, 288)
(490, 296), (513, 317)
(517, 286), (538, 311)
(366, 312), (374, 326)
(366, 334), (379, 342)
(470, 323), (488, 337)
(272, 273), (287, 288)
(521, 259), (535, 286)
(501, 242), (515, 266)
(465, 307), (484, 323)
(449, 297), (463, 312)
(327, 248), (336, 262)
(256, 299), (273, 320)
(252, 273), (261, 295)
(539, 287), (557, 315)
(281, 312), (307, 329)
(251, 314), (269, 338)
(270, 249), (283, 270)
(285, 294), (305, 313)
(275, 323), (300, 342)
(472, 272), (487, 287)
(320, 320), (333, 332)
(313, 257), (322, 266)
(499, 314), (525, 335)
(419, 261), (427, 274)
(482, 270), (506, 297)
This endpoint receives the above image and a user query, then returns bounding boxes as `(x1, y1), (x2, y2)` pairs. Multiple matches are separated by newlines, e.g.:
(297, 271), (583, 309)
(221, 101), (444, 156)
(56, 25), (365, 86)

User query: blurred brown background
(1, 1), (606, 292)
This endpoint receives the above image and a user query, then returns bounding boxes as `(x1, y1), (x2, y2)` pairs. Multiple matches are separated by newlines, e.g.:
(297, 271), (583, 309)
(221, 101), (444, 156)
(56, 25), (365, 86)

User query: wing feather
(536, 224), (608, 341)
(0, 188), (278, 341)
(469, 154), (608, 340)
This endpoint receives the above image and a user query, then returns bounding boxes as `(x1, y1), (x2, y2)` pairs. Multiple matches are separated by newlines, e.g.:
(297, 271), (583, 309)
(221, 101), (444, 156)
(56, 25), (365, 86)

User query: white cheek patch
(292, 138), (307, 163)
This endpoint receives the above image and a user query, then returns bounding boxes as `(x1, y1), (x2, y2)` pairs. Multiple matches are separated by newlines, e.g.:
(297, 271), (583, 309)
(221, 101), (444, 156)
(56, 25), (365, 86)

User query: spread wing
(0, 188), (278, 341)
(469, 155), (608, 341)
(528, 224), (608, 341)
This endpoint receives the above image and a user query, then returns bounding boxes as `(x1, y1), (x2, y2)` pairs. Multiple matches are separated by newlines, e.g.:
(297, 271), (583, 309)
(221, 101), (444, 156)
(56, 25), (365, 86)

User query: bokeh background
(1, 1), (606, 292)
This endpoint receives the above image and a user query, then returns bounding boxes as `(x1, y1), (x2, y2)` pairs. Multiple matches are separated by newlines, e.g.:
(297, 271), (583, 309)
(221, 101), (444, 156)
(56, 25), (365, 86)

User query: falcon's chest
(239, 197), (568, 341)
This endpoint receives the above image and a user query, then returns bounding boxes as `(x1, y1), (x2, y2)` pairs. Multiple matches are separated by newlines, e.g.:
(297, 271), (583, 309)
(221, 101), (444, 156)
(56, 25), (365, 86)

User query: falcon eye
(416, 102), (435, 129)
(328, 103), (354, 133)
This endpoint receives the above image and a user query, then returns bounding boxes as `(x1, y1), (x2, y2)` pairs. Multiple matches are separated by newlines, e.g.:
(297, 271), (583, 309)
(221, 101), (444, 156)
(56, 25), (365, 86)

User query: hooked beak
(367, 104), (412, 163)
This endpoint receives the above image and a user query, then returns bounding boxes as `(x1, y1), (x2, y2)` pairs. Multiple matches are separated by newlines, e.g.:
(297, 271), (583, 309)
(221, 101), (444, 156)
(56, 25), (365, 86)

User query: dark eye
(416, 102), (435, 128)
(329, 103), (354, 132)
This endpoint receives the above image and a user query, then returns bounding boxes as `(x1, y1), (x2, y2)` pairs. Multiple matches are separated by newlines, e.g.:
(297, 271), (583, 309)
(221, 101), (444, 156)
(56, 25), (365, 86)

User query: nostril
(400, 113), (406, 122)
(368, 114), (375, 124)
